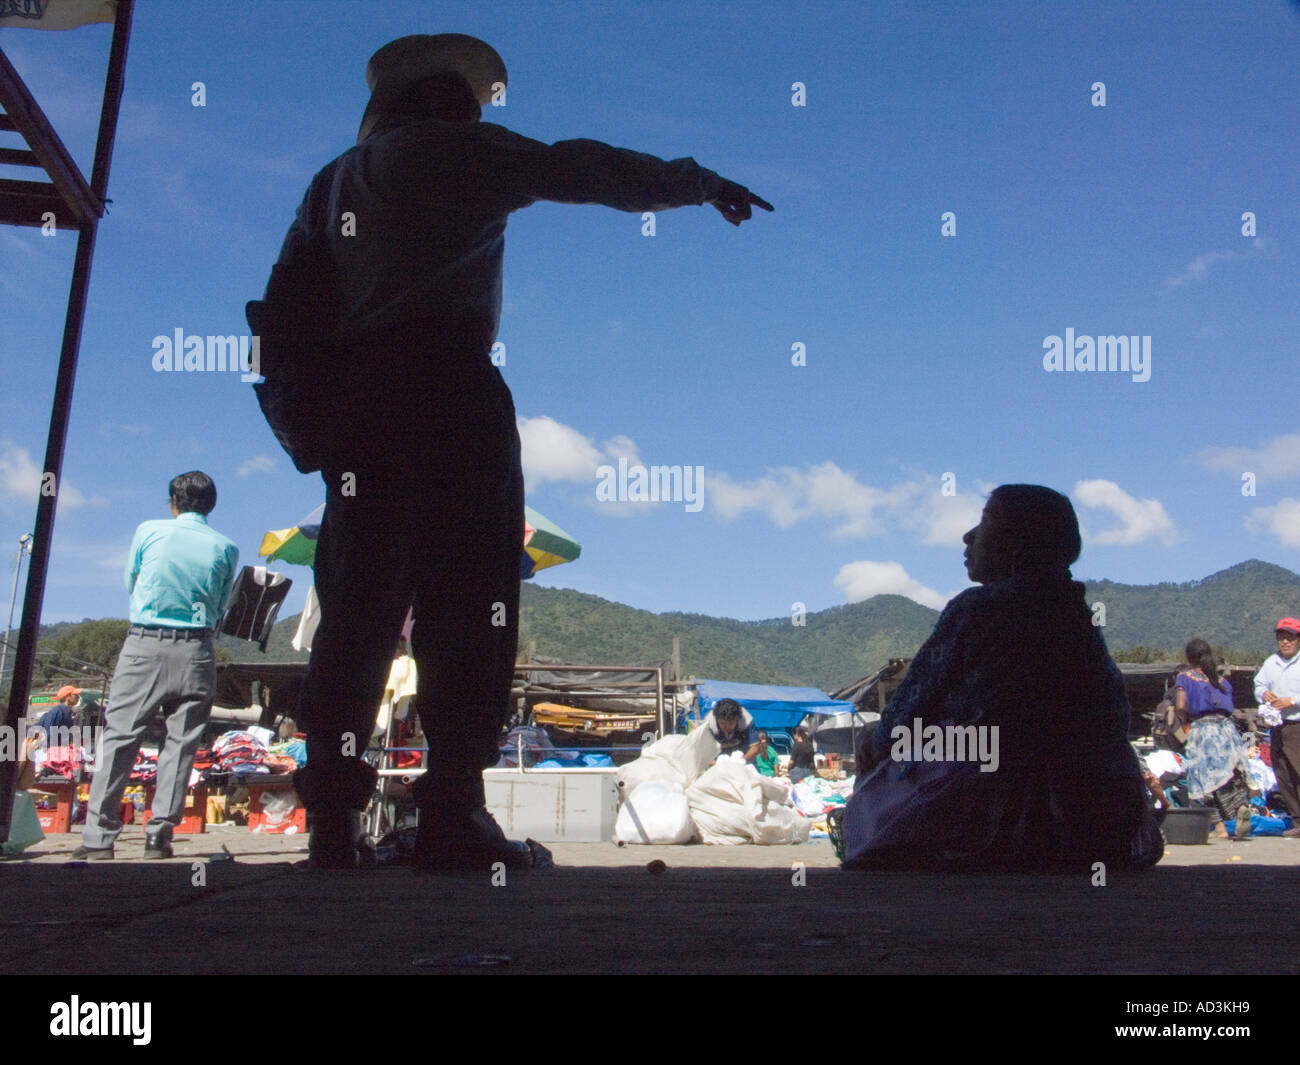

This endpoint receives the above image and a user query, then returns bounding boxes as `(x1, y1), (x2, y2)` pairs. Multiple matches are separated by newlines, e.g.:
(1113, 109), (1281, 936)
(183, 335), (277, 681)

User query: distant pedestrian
(1177, 638), (1251, 839)
(753, 730), (778, 776)
(74, 473), (238, 860)
(789, 726), (816, 784)
(1255, 618), (1300, 837)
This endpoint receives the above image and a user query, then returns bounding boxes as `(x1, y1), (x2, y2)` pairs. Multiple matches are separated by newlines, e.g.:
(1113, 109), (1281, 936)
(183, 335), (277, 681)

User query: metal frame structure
(0, 0), (134, 839)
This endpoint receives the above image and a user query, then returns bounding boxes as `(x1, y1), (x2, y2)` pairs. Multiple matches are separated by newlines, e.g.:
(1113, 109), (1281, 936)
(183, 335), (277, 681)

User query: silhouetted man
(274, 34), (772, 869)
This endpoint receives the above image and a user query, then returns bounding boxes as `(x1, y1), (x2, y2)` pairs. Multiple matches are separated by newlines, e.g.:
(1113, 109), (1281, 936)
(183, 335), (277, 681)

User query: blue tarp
(694, 679), (854, 731)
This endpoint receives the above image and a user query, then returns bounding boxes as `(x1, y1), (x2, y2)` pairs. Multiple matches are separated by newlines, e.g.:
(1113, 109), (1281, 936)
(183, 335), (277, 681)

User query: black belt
(128, 625), (213, 641)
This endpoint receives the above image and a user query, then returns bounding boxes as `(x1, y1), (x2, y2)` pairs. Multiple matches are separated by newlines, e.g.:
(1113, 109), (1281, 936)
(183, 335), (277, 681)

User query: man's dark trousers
(1271, 721), (1300, 819)
(292, 319), (523, 819)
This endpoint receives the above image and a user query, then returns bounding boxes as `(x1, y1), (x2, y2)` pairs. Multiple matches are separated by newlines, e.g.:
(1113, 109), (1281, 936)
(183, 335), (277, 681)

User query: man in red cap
(32, 685), (82, 747)
(256, 34), (772, 870)
(1255, 617), (1300, 836)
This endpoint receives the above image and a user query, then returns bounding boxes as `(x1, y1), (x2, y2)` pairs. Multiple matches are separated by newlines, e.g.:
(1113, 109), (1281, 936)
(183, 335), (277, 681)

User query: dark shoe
(306, 810), (365, 870)
(70, 844), (114, 861)
(143, 834), (174, 859)
(411, 807), (552, 872)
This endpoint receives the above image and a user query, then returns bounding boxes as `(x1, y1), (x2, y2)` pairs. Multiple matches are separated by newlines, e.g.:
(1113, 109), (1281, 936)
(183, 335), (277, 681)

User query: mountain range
(16, 559), (1300, 695)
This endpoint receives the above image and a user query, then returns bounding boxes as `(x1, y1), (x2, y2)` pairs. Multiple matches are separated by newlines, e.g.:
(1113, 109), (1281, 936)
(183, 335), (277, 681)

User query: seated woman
(841, 484), (1162, 871)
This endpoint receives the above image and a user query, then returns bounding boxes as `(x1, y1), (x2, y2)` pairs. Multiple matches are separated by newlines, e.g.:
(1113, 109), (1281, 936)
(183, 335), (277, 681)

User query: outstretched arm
(477, 126), (773, 222)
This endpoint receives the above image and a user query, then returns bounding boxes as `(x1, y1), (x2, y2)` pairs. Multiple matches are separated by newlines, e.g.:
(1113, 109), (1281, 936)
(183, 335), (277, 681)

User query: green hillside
(1079, 560), (1300, 664)
(12, 559), (1298, 695)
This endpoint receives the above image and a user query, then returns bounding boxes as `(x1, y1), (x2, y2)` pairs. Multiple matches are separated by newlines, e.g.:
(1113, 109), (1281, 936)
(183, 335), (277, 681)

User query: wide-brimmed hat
(358, 33), (507, 143)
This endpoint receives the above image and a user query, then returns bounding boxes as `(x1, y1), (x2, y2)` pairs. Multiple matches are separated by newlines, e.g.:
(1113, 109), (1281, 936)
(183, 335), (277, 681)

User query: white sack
(617, 726), (720, 797)
(614, 781), (695, 844)
(686, 758), (810, 846)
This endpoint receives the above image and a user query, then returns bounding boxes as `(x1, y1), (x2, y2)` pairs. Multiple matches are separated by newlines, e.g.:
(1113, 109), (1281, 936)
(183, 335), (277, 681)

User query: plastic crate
(247, 784), (307, 834)
(30, 781), (75, 833)
(142, 784), (207, 834)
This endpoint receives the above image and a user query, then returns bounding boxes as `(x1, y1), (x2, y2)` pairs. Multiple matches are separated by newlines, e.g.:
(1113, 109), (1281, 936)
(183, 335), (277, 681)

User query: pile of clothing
(1144, 747), (1293, 835)
(210, 730), (271, 775)
(790, 775), (855, 838)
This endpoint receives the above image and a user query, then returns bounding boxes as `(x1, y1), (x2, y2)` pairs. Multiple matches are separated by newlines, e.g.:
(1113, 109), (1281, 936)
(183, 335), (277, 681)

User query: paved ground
(4, 828), (1298, 976)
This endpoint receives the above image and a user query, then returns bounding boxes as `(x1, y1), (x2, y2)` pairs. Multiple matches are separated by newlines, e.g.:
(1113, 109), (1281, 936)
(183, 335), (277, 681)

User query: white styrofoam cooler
(483, 767), (621, 842)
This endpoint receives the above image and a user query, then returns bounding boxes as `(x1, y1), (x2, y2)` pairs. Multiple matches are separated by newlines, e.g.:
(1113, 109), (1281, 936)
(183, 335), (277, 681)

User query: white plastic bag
(614, 781), (695, 844)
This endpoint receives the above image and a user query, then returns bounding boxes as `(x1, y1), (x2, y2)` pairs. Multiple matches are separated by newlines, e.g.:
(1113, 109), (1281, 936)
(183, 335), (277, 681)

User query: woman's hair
(1185, 637), (1221, 689)
(985, 484), (1082, 572)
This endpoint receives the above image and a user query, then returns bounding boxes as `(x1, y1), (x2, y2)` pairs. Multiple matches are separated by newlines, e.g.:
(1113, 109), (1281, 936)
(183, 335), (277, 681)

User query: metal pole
(0, 533), (32, 685)
(0, 0), (133, 841)
(655, 665), (665, 739)
(0, 223), (99, 839)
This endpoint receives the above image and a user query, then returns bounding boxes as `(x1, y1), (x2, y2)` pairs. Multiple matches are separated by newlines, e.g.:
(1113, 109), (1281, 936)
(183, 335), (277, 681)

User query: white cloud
(1166, 237), (1271, 287)
(518, 424), (983, 547)
(1072, 479), (1177, 546)
(1195, 434), (1300, 479)
(1246, 499), (1300, 549)
(832, 560), (948, 610)
(711, 465), (986, 545)
(2, 231), (38, 257)
(517, 415), (642, 491)
(711, 461), (895, 537)
(99, 423), (149, 438)
(237, 455), (277, 476)
(894, 481), (986, 546)
(0, 441), (102, 510)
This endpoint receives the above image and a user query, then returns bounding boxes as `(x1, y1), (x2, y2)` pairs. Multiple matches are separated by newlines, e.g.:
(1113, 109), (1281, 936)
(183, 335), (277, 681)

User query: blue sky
(2, 0), (1298, 633)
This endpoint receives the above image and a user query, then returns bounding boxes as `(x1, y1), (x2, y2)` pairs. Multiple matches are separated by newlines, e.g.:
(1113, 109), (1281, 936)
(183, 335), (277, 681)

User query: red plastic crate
(30, 781), (74, 833)
(142, 784), (207, 834)
(247, 784), (307, 834)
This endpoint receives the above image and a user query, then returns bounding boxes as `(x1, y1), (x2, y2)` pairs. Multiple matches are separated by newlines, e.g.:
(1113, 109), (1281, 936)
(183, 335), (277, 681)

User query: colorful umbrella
(259, 504), (323, 567)
(260, 504), (580, 580)
(520, 506), (582, 579)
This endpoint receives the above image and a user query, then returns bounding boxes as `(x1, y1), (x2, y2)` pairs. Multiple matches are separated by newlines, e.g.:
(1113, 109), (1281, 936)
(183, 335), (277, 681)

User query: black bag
(246, 163), (344, 474)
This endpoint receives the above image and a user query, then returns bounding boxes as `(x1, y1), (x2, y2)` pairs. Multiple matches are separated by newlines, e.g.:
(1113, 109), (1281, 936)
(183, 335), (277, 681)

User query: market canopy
(694, 679), (853, 730)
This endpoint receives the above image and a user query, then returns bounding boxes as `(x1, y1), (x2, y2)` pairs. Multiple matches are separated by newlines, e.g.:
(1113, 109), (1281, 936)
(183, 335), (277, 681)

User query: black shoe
(70, 844), (114, 861)
(410, 807), (552, 872)
(305, 810), (366, 870)
(143, 834), (174, 859)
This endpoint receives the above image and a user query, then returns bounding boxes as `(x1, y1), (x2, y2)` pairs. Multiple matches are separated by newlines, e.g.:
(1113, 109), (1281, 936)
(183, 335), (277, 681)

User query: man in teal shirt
(75, 472), (238, 859)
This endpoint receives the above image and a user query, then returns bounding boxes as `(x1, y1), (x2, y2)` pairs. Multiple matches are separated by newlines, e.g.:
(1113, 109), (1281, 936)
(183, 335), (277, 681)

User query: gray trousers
(82, 631), (215, 848)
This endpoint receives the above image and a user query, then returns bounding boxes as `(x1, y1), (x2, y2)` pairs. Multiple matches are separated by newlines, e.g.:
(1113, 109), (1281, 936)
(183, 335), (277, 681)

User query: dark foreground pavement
(4, 829), (1298, 975)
